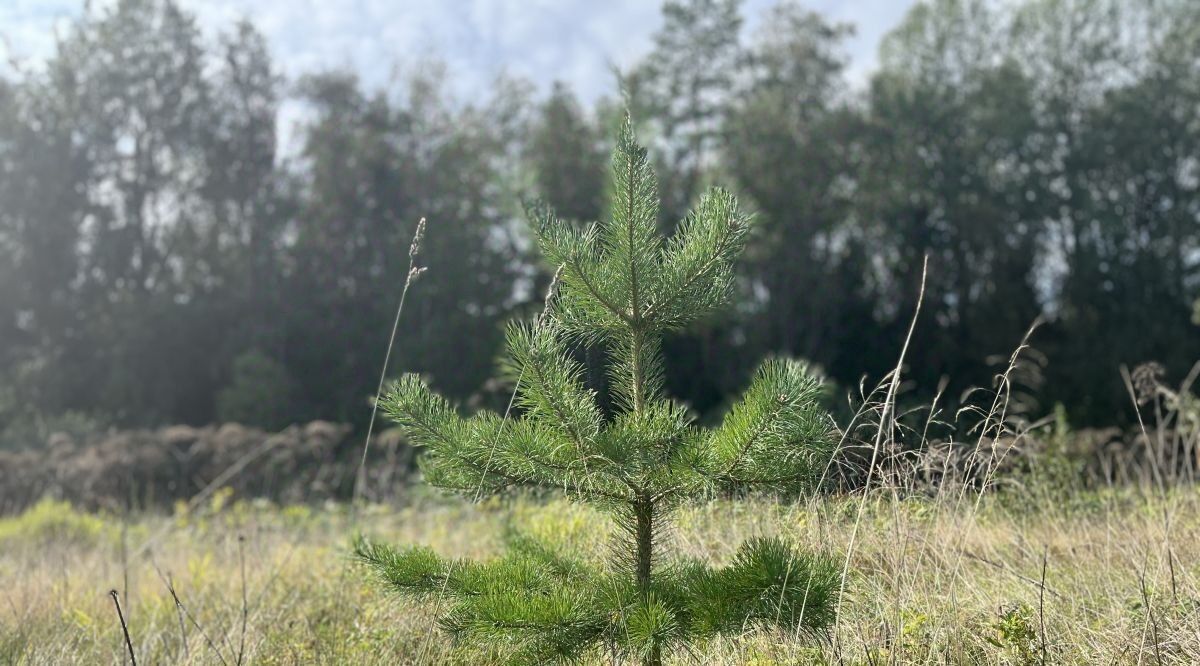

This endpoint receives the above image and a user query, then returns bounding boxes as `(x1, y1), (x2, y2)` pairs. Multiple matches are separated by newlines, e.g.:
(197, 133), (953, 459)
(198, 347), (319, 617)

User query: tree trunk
(634, 497), (661, 666)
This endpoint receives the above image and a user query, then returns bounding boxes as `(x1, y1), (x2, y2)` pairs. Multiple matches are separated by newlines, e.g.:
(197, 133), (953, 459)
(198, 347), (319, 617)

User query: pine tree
(355, 115), (839, 665)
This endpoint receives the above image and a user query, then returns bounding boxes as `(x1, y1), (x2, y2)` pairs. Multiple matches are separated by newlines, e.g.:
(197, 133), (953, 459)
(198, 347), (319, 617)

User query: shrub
(0, 377), (108, 451)
(0, 421), (363, 512)
(356, 116), (840, 665)
(216, 349), (297, 431)
(0, 498), (114, 547)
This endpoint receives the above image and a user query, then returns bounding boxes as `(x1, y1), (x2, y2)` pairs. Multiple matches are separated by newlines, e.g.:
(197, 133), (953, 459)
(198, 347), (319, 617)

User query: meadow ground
(2, 485), (1198, 665)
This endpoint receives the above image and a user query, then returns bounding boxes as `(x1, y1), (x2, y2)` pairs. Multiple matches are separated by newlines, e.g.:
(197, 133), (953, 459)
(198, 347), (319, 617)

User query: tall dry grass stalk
(353, 216), (428, 505)
(837, 256), (928, 605)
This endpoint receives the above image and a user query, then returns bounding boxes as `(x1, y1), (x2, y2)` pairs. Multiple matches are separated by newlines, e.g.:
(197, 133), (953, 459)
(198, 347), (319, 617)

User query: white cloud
(2, 0), (916, 103)
(0, 0), (78, 73)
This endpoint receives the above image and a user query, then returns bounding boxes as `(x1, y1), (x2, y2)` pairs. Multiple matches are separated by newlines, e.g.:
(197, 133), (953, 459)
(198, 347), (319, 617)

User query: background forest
(5, 1), (1200, 663)
(1, 0), (1198, 449)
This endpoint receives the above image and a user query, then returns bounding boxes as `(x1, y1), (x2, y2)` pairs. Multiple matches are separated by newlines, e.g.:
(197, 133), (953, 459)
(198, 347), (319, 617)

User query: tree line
(1, 0), (1198, 445)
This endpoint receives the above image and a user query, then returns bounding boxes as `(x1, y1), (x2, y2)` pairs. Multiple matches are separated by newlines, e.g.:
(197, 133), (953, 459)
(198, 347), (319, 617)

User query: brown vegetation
(0, 422), (414, 513)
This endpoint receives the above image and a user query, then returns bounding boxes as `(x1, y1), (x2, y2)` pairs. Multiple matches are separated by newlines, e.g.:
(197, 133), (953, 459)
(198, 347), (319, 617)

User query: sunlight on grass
(2, 488), (1198, 664)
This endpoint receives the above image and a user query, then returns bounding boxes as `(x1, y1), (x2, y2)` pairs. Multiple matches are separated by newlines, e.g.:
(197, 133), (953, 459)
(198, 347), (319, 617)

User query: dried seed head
(544, 265), (565, 306)
(409, 217), (426, 259)
(1132, 362), (1165, 405)
(535, 265), (565, 327)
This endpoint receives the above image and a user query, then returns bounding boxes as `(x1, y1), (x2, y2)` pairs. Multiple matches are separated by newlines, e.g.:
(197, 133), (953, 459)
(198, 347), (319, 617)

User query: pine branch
(357, 535), (611, 664)
(705, 358), (835, 492)
(570, 255), (634, 324)
(678, 537), (839, 636)
(353, 540), (473, 600)
(504, 321), (603, 458)
(382, 375), (625, 498)
(604, 114), (660, 325)
(644, 187), (751, 327)
(527, 202), (630, 328)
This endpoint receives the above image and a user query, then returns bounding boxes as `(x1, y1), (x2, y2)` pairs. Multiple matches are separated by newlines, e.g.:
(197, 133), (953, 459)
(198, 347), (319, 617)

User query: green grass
(2, 486), (1199, 664)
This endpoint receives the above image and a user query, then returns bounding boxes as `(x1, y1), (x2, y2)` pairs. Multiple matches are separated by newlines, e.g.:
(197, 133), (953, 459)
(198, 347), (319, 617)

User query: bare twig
(108, 590), (137, 666)
(1163, 505), (1178, 605)
(1039, 547), (1048, 666)
(120, 519), (130, 609)
(169, 571), (190, 662)
(237, 535), (248, 666)
(1121, 365), (1164, 493)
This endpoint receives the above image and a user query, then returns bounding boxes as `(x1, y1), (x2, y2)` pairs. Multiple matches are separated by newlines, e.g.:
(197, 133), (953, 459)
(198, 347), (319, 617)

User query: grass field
(2, 482), (1198, 665)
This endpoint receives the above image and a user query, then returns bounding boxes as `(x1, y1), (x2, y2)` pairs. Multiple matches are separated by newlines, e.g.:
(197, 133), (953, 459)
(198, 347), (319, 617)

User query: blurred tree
(629, 0), (745, 227)
(527, 82), (607, 224)
(51, 0), (223, 423)
(0, 0), (1197, 440)
(204, 20), (285, 346)
(0, 68), (90, 418)
(724, 4), (872, 385)
(285, 70), (528, 425)
(1017, 0), (1200, 419)
(65, 0), (212, 295)
(216, 349), (297, 430)
(855, 0), (1047, 401)
(0, 0), (288, 427)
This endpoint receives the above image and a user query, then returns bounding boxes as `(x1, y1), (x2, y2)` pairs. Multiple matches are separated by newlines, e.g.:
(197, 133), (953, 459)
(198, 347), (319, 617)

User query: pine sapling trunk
(631, 320), (661, 666)
(634, 496), (654, 594)
(634, 495), (660, 666)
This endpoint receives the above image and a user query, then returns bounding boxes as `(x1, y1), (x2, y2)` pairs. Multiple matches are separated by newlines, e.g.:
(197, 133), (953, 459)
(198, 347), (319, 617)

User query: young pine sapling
(356, 116), (839, 665)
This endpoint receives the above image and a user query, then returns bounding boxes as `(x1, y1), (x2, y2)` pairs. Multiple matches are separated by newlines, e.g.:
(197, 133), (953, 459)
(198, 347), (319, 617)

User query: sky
(0, 0), (918, 104)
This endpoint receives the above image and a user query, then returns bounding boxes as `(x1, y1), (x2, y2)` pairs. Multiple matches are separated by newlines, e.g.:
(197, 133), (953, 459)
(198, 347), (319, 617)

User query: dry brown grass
(2, 483), (1199, 665)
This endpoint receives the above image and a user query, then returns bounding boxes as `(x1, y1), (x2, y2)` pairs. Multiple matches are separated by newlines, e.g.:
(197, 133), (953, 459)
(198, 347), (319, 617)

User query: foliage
(2, 0), (1199, 442)
(526, 82), (608, 225)
(628, 0), (744, 227)
(0, 376), (107, 449)
(724, 3), (870, 389)
(216, 349), (297, 430)
(356, 118), (839, 665)
(0, 498), (114, 547)
(986, 603), (1040, 665)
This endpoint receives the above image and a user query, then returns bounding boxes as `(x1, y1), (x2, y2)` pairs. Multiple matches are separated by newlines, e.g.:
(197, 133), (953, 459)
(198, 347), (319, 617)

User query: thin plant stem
(108, 589), (137, 666)
(837, 255), (927, 630)
(354, 217), (428, 505)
